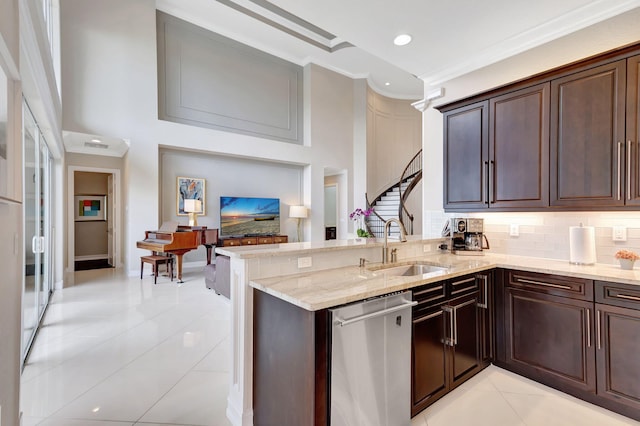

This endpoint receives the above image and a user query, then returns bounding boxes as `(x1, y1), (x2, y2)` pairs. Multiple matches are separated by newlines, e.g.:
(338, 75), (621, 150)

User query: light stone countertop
(249, 252), (640, 311)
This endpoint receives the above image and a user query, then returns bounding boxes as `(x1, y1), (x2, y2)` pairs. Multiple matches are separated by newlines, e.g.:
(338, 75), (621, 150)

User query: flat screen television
(220, 196), (280, 237)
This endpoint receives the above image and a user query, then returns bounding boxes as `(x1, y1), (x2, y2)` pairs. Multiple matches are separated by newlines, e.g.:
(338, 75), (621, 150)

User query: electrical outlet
(510, 224), (519, 237)
(613, 226), (627, 241)
(423, 244), (432, 253)
(297, 257), (312, 268)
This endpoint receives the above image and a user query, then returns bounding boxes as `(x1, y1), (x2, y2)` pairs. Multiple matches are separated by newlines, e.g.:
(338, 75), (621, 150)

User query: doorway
(67, 167), (121, 274)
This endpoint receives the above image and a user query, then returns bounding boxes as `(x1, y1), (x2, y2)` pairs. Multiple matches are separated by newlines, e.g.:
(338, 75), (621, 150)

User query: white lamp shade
(183, 199), (202, 213)
(289, 205), (308, 218)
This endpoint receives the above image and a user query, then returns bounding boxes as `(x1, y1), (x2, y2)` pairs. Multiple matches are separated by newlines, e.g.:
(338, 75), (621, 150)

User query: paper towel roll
(569, 225), (596, 265)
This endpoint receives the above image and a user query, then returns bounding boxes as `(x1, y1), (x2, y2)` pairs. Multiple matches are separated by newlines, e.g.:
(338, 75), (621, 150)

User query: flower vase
(619, 259), (635, 270)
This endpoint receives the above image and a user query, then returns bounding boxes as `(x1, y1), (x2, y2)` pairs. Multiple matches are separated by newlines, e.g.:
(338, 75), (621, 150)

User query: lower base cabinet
(595, 281), (640, 420)
(411, 273), (492, 416)
(497, 271), (640, 422)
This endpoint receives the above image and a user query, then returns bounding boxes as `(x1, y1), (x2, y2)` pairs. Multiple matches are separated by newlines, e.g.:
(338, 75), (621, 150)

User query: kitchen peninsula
(216, 238), (640, 426)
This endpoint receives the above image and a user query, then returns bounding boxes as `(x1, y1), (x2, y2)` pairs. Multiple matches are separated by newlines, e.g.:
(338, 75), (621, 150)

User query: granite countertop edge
(249, 253), (640, 311)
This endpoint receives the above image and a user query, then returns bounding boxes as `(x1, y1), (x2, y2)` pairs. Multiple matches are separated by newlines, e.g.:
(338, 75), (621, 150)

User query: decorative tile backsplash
(424, 210), (640, 265)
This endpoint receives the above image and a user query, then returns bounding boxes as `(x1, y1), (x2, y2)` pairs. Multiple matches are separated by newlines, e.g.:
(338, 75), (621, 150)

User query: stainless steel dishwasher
(330, 291), (416, 426)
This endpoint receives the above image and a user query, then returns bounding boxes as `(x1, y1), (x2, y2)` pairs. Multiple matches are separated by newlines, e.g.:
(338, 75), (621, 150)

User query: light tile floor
(21, 268), (640, 426)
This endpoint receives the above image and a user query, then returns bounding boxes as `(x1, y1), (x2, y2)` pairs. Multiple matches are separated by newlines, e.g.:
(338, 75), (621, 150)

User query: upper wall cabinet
(626, 56), (640, 206)
(443, 101), (488, 210)
(439, 42), (640, 212)
(550, 61), (626, 207)
(442, 83), (549, 211)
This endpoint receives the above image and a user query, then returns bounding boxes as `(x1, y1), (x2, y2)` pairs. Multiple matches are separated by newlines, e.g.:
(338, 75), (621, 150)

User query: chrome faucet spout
(382, 218), (408, 263)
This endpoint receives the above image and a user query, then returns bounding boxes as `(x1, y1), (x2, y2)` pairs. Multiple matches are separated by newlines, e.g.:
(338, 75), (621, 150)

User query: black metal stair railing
(364, 149), (422, 238)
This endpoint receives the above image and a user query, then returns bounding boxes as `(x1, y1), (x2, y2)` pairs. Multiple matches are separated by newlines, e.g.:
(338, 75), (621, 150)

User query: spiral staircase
(365, 149), (422, 238)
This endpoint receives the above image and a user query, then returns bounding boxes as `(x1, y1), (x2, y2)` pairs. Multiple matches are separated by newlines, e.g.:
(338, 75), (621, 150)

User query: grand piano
(136, 222), (218, 283)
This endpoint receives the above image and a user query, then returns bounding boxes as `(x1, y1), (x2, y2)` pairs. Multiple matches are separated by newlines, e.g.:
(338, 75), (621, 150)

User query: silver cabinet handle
(596, 310), (602, 350)
(413, 309), (443, 324)
(616, 293), (640, 302)
(627, 140), (632, 200)
(443, 306), (454, 346)
(414, 285), (444, 297)
(586, 308), (591, 348)
(516, 278), (572, 290)
(618, 141), (623, 200)
(489, 160), (495, 204)
(483, 161), (489, 205)
(477, 275), (489, 309)
(336, 300), (417, 326)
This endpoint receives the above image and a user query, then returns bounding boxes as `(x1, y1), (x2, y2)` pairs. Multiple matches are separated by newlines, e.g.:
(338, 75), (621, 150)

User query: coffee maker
(447, 218), (488, 255)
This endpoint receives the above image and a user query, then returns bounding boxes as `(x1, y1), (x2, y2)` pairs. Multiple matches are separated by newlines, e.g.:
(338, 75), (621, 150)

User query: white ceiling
(68, 0), (640, 156)
(157, 0), (640, 100)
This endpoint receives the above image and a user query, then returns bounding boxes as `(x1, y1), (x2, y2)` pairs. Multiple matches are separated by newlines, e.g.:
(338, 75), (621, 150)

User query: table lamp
(289, 205), (308, 242)
(183, 199), (202, 227)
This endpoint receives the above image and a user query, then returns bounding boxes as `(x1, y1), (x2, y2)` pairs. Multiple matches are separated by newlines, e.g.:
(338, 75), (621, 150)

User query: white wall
(60, 0), (364, 273)
(421, 8), (640, 264)
(160, 149), (303, 262)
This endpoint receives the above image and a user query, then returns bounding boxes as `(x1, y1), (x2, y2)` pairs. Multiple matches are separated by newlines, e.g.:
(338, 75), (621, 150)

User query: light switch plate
(510, 224), (519, 237)
(423, 244), (431, 253)
(613, 226), (627, 241)
(298, 257), (312, 268)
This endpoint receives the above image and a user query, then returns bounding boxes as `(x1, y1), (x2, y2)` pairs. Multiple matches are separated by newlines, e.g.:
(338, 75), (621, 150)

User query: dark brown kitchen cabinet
(503, 270), (596, 395)
(626, 55), (640, 205)
(443, 101), (489, 210)
(550, 60), (627, 207)
(488, 83), (549, 208)
(412, 273), (490, 416)
(443, 84), (549, 211)
(594, 281), (640, 420)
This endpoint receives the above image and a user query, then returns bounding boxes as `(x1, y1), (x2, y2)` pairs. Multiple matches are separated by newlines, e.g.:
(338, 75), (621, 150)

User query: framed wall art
(177, 176), (205, 215)
(74, 195), (107, 221)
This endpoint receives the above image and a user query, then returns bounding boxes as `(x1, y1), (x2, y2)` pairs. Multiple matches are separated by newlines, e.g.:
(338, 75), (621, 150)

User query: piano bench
(140, 255), (174, 284)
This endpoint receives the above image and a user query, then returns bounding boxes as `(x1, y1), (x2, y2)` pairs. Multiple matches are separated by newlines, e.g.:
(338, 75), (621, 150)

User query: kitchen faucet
(383, 218), (407, 264)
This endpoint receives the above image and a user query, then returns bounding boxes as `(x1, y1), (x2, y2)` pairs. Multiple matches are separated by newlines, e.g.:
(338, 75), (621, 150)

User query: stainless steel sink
(374, 263), (449, 277)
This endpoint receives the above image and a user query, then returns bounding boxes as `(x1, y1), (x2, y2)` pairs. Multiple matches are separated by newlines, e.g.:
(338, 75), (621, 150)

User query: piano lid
(157, 221), (179, 233)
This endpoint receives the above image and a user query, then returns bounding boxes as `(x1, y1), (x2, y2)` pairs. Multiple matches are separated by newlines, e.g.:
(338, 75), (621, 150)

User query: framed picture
(74, 195), (107, 221)
(177, 176), (205, 215)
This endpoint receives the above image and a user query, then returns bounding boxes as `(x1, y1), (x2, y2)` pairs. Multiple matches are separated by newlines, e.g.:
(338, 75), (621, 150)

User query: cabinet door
(626, 55), (640, 205)
(505, 288), (596, 393)
(489, 83), (549, 208)
(412, 308), (447, 416)
(550, 60), (626, 207)
(443, 101), (489, 210)
(449, 292), (482, 389)
(595, 303), (640, 413)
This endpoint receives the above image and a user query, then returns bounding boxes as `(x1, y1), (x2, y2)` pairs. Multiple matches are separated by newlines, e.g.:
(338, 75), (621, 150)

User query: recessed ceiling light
(393, 34), (412, 46)
(90, 138), (102, 143)
(385, 82), (391, 86)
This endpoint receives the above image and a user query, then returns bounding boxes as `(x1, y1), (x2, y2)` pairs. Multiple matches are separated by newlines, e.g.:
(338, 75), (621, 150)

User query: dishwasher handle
(335, 299), (418, 327)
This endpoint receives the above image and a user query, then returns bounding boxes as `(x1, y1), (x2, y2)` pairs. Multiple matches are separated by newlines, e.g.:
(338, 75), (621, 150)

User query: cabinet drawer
(222, 239), (241, 247)
(450, 275), (478, 298)
(257, 236), (274, 244)
(273, 236), (288, 243)
(596, 281), (640, 309)
(412, 281), (447, 317)
(240, 237), (258, 245)
(507, 270), (593, 301)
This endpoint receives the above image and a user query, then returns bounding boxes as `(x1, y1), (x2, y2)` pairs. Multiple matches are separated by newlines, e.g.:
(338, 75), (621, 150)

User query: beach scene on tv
(220, 196), (281, 236)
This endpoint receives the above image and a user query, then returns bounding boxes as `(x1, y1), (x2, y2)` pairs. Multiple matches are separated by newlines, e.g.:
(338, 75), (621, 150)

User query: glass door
(22, 101), (52, 362)
(22, 104), (40, 359)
